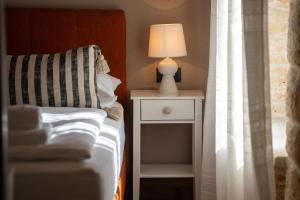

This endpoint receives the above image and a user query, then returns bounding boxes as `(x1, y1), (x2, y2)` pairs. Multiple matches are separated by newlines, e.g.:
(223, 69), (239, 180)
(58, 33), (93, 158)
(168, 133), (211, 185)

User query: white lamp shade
(148, 23), (187, 58)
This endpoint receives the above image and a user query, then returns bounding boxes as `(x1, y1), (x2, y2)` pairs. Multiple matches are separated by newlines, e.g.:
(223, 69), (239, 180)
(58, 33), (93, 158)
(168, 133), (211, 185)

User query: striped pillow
(7, 45), (101, 108)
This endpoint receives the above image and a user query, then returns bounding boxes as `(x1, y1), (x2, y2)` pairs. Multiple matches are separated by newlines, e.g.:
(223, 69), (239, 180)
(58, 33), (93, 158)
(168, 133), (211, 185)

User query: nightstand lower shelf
(140, 164), (194, 178)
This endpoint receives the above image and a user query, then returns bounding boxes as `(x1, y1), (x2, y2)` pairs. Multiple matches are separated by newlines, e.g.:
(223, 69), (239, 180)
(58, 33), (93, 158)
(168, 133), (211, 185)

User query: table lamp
(148, 23), (187, 95)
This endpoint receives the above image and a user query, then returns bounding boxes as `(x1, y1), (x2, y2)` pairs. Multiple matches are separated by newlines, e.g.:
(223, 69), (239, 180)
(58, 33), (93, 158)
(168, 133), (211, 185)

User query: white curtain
(201, 0), (275, 199)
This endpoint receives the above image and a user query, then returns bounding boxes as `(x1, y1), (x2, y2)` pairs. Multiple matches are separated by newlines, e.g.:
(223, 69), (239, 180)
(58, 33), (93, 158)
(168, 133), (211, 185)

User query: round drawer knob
(162, 107), (172, 115)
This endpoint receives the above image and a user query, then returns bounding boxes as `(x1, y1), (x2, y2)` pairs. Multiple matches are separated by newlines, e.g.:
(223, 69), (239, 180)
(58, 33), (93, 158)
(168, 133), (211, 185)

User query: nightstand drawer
(141, 99), (194, 121)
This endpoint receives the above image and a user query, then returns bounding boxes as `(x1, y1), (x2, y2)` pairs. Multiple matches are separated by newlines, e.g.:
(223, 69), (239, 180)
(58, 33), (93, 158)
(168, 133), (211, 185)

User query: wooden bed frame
(5, 8), (127, 200)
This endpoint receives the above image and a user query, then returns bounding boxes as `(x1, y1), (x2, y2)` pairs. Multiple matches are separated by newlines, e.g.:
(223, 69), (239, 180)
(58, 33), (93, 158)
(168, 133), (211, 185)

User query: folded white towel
(9, 122), (99, 161)
(8, 107), (107, 161)
(9, 143), (91, 161)
(8, 123), (53, 146)
(8, 105), (42, 130)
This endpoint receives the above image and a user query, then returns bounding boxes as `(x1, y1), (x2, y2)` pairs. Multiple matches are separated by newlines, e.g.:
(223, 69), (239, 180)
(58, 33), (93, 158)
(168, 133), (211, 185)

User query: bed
(5, 8), (127, 200)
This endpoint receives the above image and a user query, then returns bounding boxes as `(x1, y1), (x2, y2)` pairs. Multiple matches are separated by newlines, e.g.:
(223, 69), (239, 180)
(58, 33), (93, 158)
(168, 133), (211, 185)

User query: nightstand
(130, 90), (204, 200)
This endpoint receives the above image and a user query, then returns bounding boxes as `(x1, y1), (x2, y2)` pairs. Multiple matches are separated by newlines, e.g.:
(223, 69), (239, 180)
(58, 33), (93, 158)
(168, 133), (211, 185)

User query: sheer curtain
(200, 0), (275, 199)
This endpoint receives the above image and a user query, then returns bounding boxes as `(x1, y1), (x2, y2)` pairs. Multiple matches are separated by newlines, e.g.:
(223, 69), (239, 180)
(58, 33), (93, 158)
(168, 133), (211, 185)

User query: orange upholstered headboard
(5, 8), (126, 105)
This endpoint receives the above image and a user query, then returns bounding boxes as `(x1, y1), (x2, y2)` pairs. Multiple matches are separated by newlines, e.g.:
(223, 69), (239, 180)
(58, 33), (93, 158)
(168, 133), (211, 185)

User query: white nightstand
(131, 90), (204, 200)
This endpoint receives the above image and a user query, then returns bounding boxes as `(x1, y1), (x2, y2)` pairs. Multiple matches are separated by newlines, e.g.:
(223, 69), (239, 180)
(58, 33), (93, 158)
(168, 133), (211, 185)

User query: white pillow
(99, 95), (118, 108)
(97, 74), (121, 97)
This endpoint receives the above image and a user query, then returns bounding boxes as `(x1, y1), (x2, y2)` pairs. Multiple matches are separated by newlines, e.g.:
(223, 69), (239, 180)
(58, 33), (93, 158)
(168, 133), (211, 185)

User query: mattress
(11, 102), (125, 200)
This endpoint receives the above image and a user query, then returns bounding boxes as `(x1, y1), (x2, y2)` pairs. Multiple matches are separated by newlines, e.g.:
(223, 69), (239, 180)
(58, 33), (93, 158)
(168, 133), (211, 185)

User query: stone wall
(269, 0), (290, 118)
(269, 0), (290, 158)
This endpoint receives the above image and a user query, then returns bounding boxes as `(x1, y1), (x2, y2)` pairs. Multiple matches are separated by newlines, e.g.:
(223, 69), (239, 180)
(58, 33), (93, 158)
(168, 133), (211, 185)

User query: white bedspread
(11, 102), (125, 200)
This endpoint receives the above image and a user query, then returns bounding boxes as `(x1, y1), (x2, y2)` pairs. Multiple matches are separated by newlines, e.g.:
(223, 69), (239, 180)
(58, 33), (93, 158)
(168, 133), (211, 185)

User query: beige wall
(5, 0), (211, 93)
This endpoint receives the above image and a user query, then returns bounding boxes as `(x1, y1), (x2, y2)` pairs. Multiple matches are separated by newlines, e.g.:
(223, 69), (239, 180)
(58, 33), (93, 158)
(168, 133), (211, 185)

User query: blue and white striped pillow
(7, 45), (101, 108)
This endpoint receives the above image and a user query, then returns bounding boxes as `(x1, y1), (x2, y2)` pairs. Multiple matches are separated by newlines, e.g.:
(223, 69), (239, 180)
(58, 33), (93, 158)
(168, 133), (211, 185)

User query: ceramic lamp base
(158, 57), (178, 95)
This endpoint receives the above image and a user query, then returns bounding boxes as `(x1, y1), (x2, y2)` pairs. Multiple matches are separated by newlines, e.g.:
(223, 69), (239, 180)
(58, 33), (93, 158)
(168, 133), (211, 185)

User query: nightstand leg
(133, 100), (141, 200)
(133, 125), (140, 200)
(193, 123), (201, 200)
(193, 99), (203, 200)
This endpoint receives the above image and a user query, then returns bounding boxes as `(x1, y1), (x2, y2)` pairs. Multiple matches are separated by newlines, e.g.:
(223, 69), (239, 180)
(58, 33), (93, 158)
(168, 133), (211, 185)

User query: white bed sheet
(85, 102), (125, 200)
(11, 102), (125, 200)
